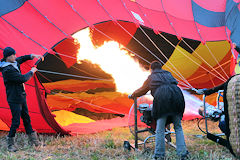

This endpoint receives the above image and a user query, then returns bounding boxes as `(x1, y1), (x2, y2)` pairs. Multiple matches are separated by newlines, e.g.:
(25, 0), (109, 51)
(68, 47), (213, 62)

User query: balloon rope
(0, 17), (48, 51)
(160, 0), (228, 82)
(158, 33), (228, 82)
(187, 59), (230, 82)
(97, 0), (228, 87)
(119, 0), (193, 88)
(189, 1), (229, 82)
(30, 70), (123, 115)
(27, 1), (68, 37)
(35, 69), (126, 115)
(1, 1), (189, 88)
(51, 53), (106, 79)
(134, 1), (228, 83)
(49, 91), (125, 115)
(35, 71), (127, 116)
(160, 0), (179, 37)
(182, 39), (230, 81)
(0, 7), (146, 84)
(204, 43), (229, 79)
(95, 0), (193, 88)
(225, 2), (238, 61)
(63, 0), (191, 88)
(64, 0), (151, 64)
(37, 69), (113, 81)
(224, 2), (237, 42)
(28, 0), (106, 80)
(46, 51), (189, 88)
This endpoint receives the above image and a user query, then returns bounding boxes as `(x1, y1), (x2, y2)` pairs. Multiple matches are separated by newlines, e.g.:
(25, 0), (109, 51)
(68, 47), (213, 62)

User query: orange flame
(73, 28), (149, 94)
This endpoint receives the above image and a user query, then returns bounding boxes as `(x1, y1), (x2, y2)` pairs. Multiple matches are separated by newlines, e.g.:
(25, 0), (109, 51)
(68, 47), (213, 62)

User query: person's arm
(4, 67), (37, 84)
(16, 54), (44, 64)
(16, 55), (33, 64)
(203, 82), (226, 95)
(131, 77), (150, 98)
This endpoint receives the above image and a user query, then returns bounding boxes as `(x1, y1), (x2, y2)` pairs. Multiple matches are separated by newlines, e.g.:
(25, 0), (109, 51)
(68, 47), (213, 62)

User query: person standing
(0, 47), (44, 152)
(129, 61), (188, 160)
(195, 74), (239, 157)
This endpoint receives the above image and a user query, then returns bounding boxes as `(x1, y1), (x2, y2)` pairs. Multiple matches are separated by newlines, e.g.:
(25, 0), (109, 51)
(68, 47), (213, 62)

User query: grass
(0, 120), (235, 160)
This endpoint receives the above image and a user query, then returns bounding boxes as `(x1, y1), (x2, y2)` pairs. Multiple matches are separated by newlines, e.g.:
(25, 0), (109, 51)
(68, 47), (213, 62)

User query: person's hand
(128, 94), (134, 99)
(196, 89), (205, 95)
(32, 54), (44, 61)
(30, 67), (38, 73)
(233, 42), (236, 49)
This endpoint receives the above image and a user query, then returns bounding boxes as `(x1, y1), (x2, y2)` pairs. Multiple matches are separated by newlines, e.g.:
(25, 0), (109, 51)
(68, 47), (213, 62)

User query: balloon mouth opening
(38, 53), (127, 128)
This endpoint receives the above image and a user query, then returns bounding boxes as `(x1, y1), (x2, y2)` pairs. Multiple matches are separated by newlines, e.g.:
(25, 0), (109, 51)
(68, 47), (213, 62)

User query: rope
(122, 0), (228, 87)
(64, 0), (150, 64)
(95, 0), (193, 88)
(187, 60), (230, 82)
(0, 17), (48, 51)
(27, 1), (68, 37)
(51, 53), (106, 79)
(0, 3), (130, 118)
(50, 91), (125, 115)
(2, 0), (228, 88)
(64, 0), (195, 89)
(158, 33), (228, 82)
(208, 73), (216, 87)
(204, 43), (229, 79)
(0, 13), (112, 82)
(224, 1), (238, 42)
(37, 69), (113, 81)
(135, 1), (228, 83)
(38, 68), (125, 116)
(189, 0), (229, 82)
(160, 0), (179, 38)
(181, 39), (229, 81)
(138, 28), (193, 88)
(36, 69), (126, 116)
(121, 0), (193, 88)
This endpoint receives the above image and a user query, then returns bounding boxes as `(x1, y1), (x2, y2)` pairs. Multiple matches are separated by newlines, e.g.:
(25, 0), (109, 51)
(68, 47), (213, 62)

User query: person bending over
(129, 61), (188, 160)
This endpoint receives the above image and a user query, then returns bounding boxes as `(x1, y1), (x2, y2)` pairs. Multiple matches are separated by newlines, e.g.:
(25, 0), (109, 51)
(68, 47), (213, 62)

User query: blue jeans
(154, 114), (187, 157)
(8, 101), (34, 137)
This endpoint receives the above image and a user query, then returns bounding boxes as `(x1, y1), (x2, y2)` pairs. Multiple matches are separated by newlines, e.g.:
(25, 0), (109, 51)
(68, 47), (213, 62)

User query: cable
(197, 118), (207, 134)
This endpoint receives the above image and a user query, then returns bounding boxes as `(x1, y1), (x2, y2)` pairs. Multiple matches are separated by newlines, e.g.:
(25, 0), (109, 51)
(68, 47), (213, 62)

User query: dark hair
(150, 61), (163, 70)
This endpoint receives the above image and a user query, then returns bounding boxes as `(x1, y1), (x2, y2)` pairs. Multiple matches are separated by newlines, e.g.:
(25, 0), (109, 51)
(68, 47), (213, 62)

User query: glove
(196, 89), (205, 95)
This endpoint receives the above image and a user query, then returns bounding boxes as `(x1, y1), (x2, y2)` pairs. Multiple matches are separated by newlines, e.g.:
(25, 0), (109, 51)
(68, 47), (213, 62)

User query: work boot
(180, 151), (190, 160)
(28, 132), (40, 147)
(6, 136), (18, 152)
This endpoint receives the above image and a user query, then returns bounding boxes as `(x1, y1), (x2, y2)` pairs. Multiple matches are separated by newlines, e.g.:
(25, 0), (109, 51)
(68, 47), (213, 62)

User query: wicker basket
(227, 75), (240, 157)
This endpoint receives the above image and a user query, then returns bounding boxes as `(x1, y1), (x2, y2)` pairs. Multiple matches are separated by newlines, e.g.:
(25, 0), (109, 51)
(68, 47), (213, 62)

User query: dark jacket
(132, 68), (185, 119)
(0, 55), (33, 103)
(203, 75), (238, 115)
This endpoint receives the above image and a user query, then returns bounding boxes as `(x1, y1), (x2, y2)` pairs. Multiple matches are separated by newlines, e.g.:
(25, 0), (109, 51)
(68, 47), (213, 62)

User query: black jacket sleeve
(132, 77), (150, 97)
(4, 68), (33, 84)
(16, 55), (33, 64)
(203, 82), (226, 95)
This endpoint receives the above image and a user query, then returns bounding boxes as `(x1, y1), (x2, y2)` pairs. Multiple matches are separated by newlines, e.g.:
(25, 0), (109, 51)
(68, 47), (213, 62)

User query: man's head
(233, 43), (240, 54)
(2, 47), (16, 62)
(150, 61), (163, 70)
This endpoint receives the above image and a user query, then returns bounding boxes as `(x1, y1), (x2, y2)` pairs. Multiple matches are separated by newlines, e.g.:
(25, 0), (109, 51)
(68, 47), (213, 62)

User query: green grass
(0, 120), (235, 160)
